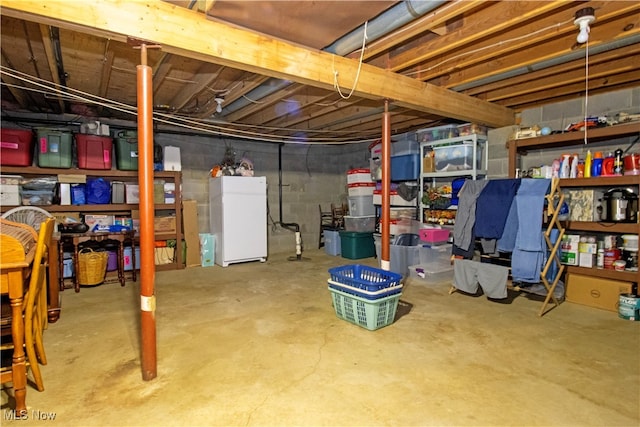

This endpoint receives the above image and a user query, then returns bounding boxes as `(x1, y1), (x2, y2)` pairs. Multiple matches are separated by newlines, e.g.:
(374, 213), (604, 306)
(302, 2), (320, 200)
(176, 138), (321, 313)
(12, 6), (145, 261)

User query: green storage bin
(36, 128), (73, 168)
(115, 130), (138, 170)
(339, 231), (375, 260)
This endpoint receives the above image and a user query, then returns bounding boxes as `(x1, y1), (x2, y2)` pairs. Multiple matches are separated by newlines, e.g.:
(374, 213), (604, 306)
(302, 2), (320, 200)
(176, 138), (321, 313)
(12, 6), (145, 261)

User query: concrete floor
(2, 249), (639, 426)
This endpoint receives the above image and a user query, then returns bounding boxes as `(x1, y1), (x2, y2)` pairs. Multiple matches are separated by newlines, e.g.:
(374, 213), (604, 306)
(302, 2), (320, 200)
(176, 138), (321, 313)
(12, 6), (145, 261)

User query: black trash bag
(393, 233), (419, 246)
(396, 182), (419, 201)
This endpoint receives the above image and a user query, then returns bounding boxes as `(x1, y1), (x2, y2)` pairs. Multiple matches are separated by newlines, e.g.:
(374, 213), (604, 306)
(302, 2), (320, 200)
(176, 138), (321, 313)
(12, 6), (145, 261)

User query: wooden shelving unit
(507, 122), (639, 285)
(0, 166), (184, 271)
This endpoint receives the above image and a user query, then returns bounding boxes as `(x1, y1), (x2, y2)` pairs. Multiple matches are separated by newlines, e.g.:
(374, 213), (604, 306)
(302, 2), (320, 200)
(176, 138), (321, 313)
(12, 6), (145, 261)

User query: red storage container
(1, 128), (34, 166)
(76, 134), (113, 169)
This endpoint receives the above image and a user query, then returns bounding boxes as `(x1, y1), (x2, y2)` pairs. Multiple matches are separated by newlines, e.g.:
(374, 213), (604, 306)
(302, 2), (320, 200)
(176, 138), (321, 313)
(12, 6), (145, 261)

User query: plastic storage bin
(390, 153), (420, 181)
(419, 243), (452, 264)
(347, 168), (373, 184)
(408, 261), (454, 283)
(344, 215), (375, 232)
(348, 195), (375, 216)
(115, 131), (138, 170)
(123, 246), (141, 271)
(323, 229), (341, 256)
(328, 286), (401, 330)
(374, 240), (421, 277)
(36, 128), (73, 168)
(339, 231), (375, 259)
(76, 134), (113, 170)
(416, 124), (459, 142)
(419, 228), (450, 244)
(432, 142), (483, 172)
(1, 128), (34, 166)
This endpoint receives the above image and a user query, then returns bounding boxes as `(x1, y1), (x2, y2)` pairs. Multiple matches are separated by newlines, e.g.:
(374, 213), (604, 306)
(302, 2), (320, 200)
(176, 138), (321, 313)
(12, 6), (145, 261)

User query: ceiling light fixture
(214, 97), (224, 114)
(574, 7), (595, 44)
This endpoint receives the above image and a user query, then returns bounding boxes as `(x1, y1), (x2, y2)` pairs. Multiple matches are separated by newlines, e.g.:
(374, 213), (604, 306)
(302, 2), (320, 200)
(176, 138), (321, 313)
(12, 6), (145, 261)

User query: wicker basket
(77, 248), (108, 286)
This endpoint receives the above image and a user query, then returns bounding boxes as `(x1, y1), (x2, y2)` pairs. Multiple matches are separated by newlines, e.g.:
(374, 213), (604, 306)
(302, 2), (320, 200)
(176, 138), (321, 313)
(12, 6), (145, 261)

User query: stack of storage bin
(327, 264), (403, 330)
(341, 168), (376, 259)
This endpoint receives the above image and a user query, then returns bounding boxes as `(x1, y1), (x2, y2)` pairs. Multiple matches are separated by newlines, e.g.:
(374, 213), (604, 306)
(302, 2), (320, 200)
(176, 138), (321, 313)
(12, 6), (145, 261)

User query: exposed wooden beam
(1, 49), (31, 109)
(1, 0), (515, 127)
(358, 0), (484, 61)
(170, 62), (221, 110)
(388, 1), (572, 73)
(38, 23), (65, 112)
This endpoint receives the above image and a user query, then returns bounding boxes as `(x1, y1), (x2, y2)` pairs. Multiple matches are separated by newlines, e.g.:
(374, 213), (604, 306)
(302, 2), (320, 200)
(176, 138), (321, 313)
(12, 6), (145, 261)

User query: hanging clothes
(452, 180), (487, 258)
(510, 179), (551, 283)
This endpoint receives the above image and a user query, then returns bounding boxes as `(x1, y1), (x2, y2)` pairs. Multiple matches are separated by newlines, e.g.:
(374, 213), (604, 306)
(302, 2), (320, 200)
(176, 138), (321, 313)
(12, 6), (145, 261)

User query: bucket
(106, 251), (118, 271)
(618, 293), (640, 321)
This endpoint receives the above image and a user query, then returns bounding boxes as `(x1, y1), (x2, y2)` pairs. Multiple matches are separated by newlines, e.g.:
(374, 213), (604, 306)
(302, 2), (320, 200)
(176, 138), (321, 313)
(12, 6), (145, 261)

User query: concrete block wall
(488, 87), (639, 176)
(154, 132), (371, 256)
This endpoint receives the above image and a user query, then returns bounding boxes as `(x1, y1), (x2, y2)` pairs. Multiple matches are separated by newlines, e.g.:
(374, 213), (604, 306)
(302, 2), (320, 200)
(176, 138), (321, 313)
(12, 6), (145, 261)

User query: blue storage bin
(324, 229), (341, 256)
(391, 154), (419, 181)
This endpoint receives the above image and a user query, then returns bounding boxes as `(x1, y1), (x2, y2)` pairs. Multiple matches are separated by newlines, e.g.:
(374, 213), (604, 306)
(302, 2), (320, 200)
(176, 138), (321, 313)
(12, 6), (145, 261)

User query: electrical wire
(403, 18), (574, 77)
(0, 65), (382, 145)
(333, 21), (367, 99)
(583, 38), (590, 144)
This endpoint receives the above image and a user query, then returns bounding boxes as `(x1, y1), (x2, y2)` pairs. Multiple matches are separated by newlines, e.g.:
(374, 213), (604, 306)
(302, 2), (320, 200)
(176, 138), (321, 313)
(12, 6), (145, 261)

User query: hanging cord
(583, 38), (590, 144)
(333, 21), (368, 99)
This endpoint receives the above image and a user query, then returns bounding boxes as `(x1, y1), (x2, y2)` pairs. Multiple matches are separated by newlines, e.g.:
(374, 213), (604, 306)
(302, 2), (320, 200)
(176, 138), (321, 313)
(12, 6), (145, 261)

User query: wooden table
(0, 235), (35, 416)
(55, 230), (136, 292)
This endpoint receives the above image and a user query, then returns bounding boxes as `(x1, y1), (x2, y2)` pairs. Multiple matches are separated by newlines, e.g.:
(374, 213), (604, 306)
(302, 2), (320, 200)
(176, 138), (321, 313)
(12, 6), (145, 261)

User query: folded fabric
(475, 179), (521, 239)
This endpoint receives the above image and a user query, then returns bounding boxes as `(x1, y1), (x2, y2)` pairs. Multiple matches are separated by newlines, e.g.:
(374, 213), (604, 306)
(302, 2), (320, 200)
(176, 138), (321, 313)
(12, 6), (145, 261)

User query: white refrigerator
(209, 176), (268, 267)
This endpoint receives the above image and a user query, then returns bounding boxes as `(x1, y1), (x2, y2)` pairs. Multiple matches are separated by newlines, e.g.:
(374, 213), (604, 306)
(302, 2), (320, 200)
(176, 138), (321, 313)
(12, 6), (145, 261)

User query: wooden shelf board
(565, 221), (639, 234)
(560, 176), (640, 187)
(566, 265), (639, 282)
(509, 122), (640, 150)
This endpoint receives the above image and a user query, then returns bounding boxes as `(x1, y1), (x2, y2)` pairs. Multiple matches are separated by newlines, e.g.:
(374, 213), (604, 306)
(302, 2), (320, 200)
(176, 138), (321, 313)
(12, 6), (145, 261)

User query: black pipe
(277, 143), (300, 233)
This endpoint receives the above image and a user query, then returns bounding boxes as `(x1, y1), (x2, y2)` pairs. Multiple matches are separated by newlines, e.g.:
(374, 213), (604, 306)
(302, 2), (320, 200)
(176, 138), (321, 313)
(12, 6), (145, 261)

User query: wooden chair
(331, 203), (348, 229)
(318, 205), (334, 248)
(1, 217), (55, 392)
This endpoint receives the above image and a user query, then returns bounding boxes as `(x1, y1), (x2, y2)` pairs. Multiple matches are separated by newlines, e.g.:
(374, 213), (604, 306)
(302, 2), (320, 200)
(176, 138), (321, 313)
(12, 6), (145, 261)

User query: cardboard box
(84, 214), (114, 232)
(51, 212), (82, 226)
(164, 182), (176, 204)
(560, 234), (580, 266)
(182, 200), (201, 267)
(566, 273), (635, 312)
(566, 189), (605, 222)
(154, 215), (176, 234)
(126, 183), (139, 204)
(0, 183), (20, 206)
(153, 180), (165, 204)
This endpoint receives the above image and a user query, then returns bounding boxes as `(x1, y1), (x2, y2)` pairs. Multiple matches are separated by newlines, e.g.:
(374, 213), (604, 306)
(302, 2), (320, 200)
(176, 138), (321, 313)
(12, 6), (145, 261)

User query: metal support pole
(137, 43), (157, 381)
(380, 100), (391, 270)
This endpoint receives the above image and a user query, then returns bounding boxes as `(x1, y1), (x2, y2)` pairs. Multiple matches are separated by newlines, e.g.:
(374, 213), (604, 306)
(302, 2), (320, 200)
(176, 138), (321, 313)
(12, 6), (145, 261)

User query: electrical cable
(583, 38), (590, 145)
(333, 21), (367, 99)
(0, 65), (382, 145)
(403, 18), (574, 77)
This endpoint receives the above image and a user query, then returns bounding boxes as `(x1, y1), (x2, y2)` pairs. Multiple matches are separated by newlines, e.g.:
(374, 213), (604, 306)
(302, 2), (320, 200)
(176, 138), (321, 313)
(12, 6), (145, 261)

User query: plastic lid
(594, 151), (604, 158)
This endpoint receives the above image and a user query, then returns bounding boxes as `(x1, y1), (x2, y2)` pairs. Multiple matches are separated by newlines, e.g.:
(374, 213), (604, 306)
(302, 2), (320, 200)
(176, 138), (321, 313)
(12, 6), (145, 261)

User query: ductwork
(323, 0), (447, 55)
(222, 0), (446, 115)
(452, 33), (640, 92)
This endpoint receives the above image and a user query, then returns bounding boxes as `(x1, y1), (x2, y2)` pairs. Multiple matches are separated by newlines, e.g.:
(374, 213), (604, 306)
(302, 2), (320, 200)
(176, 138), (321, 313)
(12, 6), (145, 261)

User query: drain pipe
(277, 143), (304, 260)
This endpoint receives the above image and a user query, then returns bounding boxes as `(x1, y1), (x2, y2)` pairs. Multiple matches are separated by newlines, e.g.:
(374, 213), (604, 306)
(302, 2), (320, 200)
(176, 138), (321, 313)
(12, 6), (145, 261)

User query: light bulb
(214, 97), (224, 114)
(576, 21), (590, 44)
(574, 7), (595, 44)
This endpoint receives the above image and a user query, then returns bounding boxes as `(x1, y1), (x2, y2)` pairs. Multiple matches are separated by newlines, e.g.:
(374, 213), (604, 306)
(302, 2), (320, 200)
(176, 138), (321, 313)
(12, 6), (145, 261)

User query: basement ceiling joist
(0, 1), (513, 130)
(1, 1), (638, 143)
